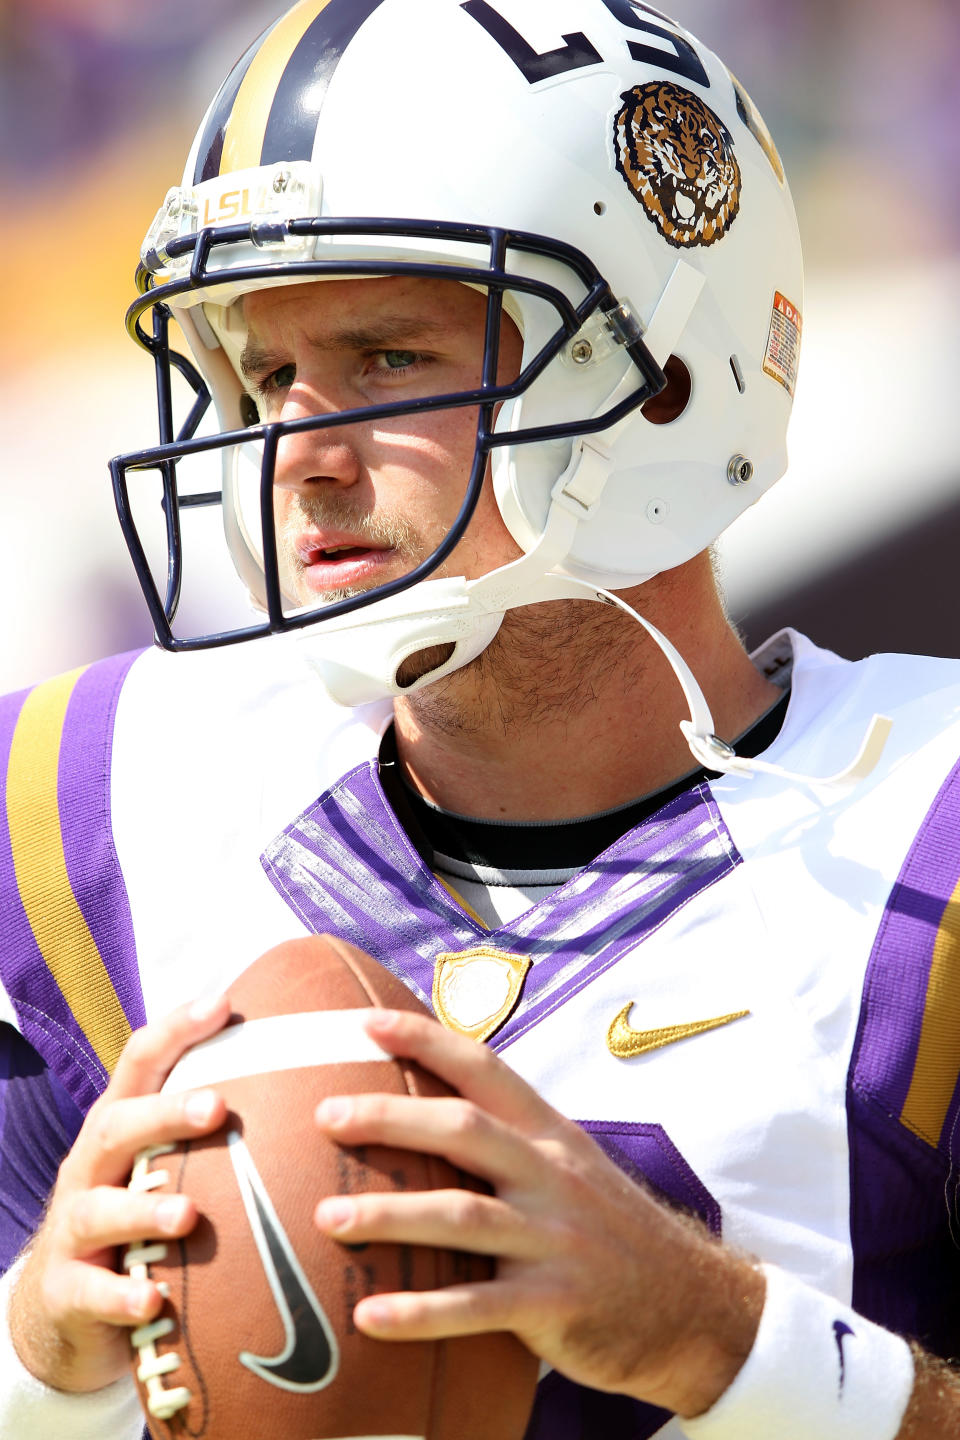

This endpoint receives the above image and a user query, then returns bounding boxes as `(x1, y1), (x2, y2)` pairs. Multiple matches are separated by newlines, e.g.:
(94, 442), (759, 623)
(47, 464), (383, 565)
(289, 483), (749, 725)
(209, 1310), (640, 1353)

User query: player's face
(240, 276), (525, 609)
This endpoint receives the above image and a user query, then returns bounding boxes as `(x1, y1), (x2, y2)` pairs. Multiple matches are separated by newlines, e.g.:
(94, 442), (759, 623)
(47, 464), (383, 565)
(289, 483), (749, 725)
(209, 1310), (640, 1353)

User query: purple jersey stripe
(580, 1120), (722, 1236)
(59, 653), (146, 1035)
(850, 754), (960, 1144)
(847, 753), (960, 1358)
(847, 1088), (960, 1357)
(527, 1371), (671, 1440)
(492, 789), (735, 1052)
(0, 1025), (84, 1271)
(262, 762), (740, 1049)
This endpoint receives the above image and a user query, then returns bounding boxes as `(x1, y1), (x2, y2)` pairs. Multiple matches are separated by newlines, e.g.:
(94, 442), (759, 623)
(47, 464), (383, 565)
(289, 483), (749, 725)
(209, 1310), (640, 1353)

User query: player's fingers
(45, 1258), (166, 1330)
(107, 992), (232, 1101)
(60, 1086), (225, 1189)
(363, 1009), (567, 1136)
(315, 1186), (552, 1261)
(352, 1279), (532, 1343)
(65, 1184), (197, 1255)
(315, 1090), (546, 1192)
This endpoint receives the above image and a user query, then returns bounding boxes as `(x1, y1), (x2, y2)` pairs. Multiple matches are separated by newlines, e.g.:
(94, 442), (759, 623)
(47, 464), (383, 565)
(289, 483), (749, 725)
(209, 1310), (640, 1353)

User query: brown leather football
(124, 934), (538, 1439)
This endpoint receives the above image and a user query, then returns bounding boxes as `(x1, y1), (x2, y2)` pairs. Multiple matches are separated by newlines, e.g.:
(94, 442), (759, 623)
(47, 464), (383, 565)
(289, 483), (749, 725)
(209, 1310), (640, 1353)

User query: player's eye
(379, 350), (420, 371)
(261, 362), (297, 392)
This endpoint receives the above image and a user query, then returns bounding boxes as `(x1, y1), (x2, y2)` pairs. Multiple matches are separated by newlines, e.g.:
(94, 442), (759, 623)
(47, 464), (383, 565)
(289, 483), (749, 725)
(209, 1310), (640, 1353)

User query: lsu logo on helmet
(614, 81), (742, 249)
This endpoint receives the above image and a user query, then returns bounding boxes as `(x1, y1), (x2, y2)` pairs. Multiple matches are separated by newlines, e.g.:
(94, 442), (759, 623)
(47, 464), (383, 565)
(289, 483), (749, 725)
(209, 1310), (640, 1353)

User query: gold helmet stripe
(193, 25), (273, 186)
(220, 0), (336, 178)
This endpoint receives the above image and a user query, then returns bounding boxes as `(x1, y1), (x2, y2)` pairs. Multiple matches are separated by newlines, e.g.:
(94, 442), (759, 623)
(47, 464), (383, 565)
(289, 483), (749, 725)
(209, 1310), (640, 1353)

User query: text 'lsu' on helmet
(113, 0), (802, 704)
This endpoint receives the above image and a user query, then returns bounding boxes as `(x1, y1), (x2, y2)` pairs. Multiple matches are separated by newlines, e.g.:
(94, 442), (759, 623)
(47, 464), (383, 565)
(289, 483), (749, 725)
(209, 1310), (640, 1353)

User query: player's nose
(272, 392), (363, 492)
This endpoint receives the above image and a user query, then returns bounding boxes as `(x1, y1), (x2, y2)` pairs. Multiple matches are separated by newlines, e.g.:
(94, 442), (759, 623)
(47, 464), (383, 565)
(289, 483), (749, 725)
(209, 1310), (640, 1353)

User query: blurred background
(1, 0), (957, 692)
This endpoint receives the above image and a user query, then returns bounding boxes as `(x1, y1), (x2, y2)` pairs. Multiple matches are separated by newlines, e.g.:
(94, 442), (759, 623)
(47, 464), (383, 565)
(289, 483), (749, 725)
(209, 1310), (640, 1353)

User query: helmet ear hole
(641, 355), (691, 426)
(239, 393), (259, 427)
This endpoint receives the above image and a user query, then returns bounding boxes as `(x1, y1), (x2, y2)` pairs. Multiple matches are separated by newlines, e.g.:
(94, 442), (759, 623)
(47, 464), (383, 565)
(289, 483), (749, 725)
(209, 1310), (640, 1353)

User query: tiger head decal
(614, 82), (741, 249)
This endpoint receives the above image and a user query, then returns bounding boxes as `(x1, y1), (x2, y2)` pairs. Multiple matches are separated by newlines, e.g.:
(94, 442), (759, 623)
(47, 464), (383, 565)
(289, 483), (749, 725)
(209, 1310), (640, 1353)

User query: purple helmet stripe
(194, 24), (278, 185)
(260, 0), (390, 167)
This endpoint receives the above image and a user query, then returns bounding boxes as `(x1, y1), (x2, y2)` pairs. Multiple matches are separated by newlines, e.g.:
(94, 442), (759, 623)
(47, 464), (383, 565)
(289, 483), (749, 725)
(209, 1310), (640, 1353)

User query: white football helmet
(113, 0), (803, 709)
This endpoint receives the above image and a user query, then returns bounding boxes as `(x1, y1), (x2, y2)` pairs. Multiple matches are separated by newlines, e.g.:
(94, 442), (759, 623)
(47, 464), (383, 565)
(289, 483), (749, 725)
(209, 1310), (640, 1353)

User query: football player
(2, 2), (959, 1437)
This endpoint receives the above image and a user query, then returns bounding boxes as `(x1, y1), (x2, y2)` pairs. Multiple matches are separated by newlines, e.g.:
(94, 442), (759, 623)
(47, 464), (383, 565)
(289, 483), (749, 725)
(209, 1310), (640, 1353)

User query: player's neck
(391, 556), (781, 822)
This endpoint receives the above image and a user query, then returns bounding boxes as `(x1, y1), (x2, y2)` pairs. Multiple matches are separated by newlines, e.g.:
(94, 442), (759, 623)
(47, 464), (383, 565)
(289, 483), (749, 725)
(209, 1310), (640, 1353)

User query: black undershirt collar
(379, 689), (790, 873)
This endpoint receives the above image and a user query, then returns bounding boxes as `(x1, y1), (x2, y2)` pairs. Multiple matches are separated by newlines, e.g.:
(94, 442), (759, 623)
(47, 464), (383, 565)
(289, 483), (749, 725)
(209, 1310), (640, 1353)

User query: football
(124, 934), (538, 1439)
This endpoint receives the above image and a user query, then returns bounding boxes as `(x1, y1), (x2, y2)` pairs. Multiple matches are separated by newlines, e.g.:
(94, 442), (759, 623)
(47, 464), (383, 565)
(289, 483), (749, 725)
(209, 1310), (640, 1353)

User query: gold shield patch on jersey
(432, 947), (531, 1042)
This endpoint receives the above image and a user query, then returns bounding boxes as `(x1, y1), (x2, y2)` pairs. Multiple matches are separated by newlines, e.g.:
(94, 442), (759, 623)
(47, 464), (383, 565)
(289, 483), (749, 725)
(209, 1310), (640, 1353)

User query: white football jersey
(2, 629), (960, 1438)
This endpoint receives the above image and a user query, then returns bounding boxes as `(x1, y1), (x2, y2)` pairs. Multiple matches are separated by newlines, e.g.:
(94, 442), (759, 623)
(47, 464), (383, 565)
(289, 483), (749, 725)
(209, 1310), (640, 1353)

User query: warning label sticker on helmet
(763, 292), (802, 397)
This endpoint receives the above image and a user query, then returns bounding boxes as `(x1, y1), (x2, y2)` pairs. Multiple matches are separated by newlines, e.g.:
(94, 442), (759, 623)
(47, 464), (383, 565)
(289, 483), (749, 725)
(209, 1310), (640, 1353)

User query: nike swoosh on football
(227, 1129), (340, 1391)
(607, 1004), (751, 1058)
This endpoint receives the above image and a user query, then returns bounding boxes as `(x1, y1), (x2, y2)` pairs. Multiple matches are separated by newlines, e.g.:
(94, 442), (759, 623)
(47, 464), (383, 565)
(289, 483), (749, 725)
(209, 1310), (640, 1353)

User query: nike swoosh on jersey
(607, 1004), (751, 1058)
(227, 1129), (340, 1391)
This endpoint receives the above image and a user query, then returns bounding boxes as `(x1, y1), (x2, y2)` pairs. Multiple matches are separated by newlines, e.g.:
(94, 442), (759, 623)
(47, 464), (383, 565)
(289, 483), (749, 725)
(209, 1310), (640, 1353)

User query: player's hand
(314, 1009), (764, 1419)
(8, 994), (230, 1395)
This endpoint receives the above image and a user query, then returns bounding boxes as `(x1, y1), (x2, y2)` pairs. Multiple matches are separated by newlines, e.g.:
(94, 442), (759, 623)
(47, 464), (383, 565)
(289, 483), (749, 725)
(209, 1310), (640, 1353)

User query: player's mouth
(292, 528), (399, 593)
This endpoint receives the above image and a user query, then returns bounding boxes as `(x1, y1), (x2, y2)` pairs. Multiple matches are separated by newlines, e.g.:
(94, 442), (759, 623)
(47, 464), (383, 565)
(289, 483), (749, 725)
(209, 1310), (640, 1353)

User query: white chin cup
(295, 438), (615, 707)
(297, 577), (505, 708)
(295, 562), (595, 708)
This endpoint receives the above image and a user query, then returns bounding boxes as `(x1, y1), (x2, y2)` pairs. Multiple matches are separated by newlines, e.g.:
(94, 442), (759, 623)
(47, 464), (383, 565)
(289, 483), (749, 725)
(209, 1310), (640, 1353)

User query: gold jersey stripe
(6, 670), (131, 1074)
(900, 882), (960, 1146)
(220, 0), (334, 177)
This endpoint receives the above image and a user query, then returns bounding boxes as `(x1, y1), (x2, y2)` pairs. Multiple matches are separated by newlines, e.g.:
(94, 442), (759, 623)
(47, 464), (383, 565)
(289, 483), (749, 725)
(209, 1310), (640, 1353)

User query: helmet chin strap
(590, 588), (893, 790)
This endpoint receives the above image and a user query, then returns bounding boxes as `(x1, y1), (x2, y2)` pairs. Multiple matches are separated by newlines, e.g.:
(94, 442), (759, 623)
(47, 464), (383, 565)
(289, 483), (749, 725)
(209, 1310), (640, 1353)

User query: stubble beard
(278, 497), (644, 728)
(398, 597), (647, 738)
